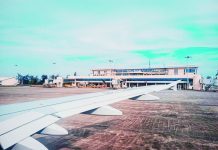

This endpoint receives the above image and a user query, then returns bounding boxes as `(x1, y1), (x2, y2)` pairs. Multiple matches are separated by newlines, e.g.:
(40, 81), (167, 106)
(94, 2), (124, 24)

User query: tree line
(16, 74), (58, 85)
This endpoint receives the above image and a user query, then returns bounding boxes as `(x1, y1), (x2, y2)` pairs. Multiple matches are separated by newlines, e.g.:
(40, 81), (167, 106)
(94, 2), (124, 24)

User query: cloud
(130, 47), (218, 76)
(0, 0), (218, 77)
(173, 47), (218, 58)
(131, 50), (169, 59)
(64, 55), (96, 61)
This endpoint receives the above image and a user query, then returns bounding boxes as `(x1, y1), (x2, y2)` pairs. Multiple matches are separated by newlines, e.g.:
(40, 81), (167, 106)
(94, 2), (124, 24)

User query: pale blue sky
(0, 0), (218, 77)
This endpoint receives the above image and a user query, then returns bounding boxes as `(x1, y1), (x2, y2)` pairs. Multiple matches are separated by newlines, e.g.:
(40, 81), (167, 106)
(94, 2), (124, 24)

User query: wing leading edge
(0, 80), (180, 150)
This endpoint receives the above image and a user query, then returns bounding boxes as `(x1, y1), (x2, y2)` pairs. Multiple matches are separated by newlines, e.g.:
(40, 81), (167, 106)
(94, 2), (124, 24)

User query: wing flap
(11, 137), (48, 150)
(0, 114), (59, 149)
(0, 111), (45, 136)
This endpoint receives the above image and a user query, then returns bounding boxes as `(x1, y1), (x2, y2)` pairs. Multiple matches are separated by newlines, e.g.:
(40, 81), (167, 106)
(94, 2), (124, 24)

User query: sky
(0, 0), (218, 77)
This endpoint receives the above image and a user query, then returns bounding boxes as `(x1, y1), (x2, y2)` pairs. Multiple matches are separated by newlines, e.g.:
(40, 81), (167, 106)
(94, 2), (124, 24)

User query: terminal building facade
(64, 66), (202, 90)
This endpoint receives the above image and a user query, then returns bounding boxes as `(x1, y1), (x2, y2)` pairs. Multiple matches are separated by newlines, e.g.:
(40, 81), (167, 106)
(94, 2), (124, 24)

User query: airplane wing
(0, 80), (180, 150)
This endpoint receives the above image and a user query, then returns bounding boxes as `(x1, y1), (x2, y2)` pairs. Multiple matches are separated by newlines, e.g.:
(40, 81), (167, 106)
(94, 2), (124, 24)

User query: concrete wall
(0, 77), (18, 86)
(167, 69), (175, 75)
(178, 68), (185, 75)
(193, 75), (202, 91)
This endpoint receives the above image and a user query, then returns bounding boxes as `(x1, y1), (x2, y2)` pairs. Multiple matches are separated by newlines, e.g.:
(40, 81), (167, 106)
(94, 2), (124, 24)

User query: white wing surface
(0, 81), (180, 150)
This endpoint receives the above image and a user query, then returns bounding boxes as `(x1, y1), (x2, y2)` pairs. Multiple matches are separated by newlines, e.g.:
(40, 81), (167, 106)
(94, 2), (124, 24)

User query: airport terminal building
(64, 66), (202, 90)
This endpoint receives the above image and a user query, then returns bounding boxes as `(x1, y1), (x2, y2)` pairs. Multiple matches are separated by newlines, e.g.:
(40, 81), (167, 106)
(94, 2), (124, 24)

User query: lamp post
(52, 62), (57, 78)
(108, 60), (113, 88)
(14, 64), (18, 75)
(185, 56), (192, 89)
(149, 59), (151, 68)
(14, 64), (21, 85)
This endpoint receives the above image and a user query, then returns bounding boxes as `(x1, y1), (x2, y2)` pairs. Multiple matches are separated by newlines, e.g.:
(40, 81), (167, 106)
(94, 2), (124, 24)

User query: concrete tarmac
(0, 87), (218, 150)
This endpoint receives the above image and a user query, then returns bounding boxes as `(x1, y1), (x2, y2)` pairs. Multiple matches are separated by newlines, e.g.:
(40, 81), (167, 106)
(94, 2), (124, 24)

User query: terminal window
(185, 68), (196, 74)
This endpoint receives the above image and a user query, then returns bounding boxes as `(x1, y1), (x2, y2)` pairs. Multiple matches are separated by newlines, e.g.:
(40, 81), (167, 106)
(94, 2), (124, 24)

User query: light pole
(149, 59), (151, 68)
(14, 64), (18, 75)
(14, 64), (21, 85)
(52, 62), (57, 78)
(108, 60), (113, 88)
(185, 56), (192, 89)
